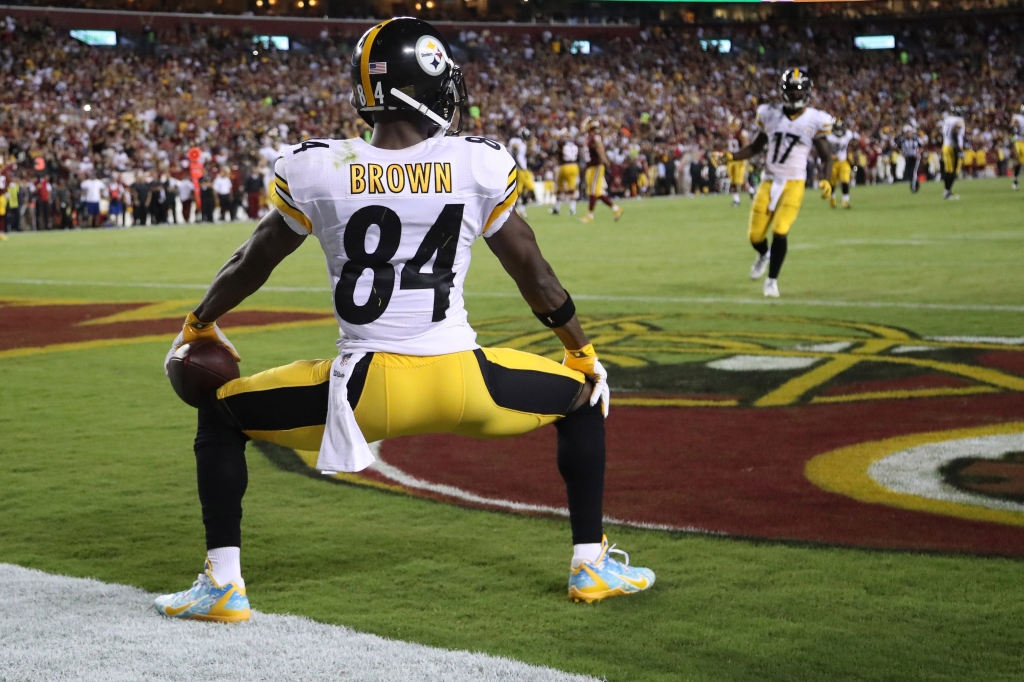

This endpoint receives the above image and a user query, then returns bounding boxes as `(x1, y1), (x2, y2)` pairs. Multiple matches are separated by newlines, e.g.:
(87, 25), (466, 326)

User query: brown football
(167, 341), (240, 408)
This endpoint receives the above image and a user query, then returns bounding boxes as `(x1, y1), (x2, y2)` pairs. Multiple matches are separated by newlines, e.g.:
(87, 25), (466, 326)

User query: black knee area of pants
(195, 399), (250, 550)
(752, 239), (768, 256)
(555, 401), (605, 545)
(841, 183), (850, 194)
(768, 235), (788, 279)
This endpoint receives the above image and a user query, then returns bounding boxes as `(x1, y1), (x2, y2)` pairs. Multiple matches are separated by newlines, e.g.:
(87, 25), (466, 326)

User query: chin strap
(390, 88), (451, 132)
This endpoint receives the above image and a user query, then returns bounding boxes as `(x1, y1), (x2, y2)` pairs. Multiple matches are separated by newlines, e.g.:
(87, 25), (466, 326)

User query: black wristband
(533, 291), (575, 328)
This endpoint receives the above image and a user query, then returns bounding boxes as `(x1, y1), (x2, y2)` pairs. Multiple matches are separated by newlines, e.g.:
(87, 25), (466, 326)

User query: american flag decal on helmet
(368, 62), (387, 74)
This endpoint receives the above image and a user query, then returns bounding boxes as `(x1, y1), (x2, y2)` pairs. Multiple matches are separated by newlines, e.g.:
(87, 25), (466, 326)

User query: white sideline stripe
(370, 457), (715, 535)
(0, 563), (601, 682)
(2, 278), (1023, 313)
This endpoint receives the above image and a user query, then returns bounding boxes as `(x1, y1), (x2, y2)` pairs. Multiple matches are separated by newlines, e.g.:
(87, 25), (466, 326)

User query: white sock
(611, 204), (620, 211)
(843, 194), (850, 203)
(554, 201), (561, 212)
(732, 192), (740, 203)
(572, 542), (603, 567)
(569, 200), (577, 214)
(207, 547), (244, 587)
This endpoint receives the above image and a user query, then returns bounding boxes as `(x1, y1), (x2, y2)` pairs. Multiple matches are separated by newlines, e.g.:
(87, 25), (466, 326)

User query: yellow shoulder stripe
(360, 19), (392, 107)
(484, 185), (517, 234)
(270, 184), (312, 233)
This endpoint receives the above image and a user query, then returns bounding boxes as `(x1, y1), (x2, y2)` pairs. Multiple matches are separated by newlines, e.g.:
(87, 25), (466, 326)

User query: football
(166, 341), (240, 408)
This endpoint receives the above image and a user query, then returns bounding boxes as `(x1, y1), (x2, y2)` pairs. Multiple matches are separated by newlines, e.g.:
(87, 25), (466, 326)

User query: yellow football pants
(942, 145), (963, 175)
(1015, 141), (1024, 163)
(584, 165), (607, 198)
(516, 169), (535, 196)
(727, 160), (747, 186)
(556, 163), (580, 193)
(748, 180), (805, 244)
(830, 160), (852, 186)
(215, 348), (586, 451)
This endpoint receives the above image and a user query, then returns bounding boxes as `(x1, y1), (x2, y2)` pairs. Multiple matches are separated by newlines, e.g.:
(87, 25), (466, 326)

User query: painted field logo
(0, 297), (336, 357)
(300, 313), (1024, 557)
(8, 300), (1023, 556)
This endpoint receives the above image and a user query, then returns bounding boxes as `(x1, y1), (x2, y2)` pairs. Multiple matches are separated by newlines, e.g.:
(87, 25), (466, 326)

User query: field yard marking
(615, 397), (740, 407)
(805, 422), (1024, 528)
(3, 279), (1024, 312)
(0, 563), (601, 682)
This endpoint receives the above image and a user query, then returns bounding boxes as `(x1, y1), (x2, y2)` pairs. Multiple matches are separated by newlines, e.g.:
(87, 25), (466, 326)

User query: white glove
(164, 312), (241, 376)
(563, 344), (610, 418)
(589, 358), (610, 418)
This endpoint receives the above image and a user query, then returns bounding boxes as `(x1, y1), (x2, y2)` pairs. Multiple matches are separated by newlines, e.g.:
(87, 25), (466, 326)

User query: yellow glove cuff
(183, 311), (217, 344)
(724, 152), (734, 162)
(563, 343), (597, 375)
(185, 311), (212, 330)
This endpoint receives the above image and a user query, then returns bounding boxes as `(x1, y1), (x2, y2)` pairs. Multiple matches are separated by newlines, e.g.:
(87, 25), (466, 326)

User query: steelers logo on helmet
(416, 35), (448, 76)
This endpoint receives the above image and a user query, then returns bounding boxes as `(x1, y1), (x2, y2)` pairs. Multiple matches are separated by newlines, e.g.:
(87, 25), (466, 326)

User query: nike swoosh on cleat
(611, 573), (649, 590)
(164, 601), (199, 616)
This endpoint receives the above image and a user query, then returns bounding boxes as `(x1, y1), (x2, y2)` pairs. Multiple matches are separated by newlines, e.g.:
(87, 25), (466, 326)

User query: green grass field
(1, 178), (1023, 681)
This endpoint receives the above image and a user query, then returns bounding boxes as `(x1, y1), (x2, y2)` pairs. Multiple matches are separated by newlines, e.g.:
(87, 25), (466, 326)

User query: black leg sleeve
(195, 400), (250, 550)
(768, 234), (788, 279)
(555, 402), (605, 545)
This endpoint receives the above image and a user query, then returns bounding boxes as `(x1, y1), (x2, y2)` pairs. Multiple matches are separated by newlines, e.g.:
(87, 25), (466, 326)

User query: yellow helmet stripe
(360, 19), (392, 108)
(793, 68), (801, 79)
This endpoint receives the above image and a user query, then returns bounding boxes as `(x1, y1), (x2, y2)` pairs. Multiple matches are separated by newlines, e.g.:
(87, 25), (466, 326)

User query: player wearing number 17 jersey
(729, 68), (833, 298)
(153, 17), (654, 622)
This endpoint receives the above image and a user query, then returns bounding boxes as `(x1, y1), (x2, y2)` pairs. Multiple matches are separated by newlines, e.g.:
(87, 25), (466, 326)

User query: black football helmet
(349, 17), (467, 134)
(833, 118), (846, 135)
(780, 68), (812, 110)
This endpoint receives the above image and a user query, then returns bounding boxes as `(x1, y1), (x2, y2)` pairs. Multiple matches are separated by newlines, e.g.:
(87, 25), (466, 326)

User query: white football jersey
(941, 115), (965, 148)
(756, 104), (833, 181)
(561, 141), (579, 163)
(508, 136), (528, 170)
(826, 130), (860, 162)
(1012, 113), (1024, 141)
(271, 136), (518, 356)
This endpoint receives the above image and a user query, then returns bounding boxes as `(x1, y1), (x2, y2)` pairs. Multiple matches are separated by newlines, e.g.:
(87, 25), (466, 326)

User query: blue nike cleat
(154, 559), (250, 623)
(568, 535), (655, 603)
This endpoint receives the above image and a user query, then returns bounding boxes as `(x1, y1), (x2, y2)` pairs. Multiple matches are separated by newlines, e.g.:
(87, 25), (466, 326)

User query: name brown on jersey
(350, 162), (453, 194)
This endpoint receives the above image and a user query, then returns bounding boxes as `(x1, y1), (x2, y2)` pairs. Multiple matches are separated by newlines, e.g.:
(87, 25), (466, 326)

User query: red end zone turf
(374, 392), (1024, 556)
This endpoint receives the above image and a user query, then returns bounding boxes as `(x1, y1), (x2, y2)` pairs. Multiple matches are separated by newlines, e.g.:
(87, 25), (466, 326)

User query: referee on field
(899, 125), (923, 193)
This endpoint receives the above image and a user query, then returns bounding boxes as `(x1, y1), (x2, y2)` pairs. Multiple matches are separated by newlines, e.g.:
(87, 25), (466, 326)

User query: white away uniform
(271, 135), (518, 357)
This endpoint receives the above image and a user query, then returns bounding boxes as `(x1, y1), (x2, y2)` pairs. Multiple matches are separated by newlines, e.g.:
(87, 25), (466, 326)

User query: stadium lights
(415, 2), (421, 8)
(256, 0), (262, 5)
(297, 0), (304, 7)
(426, 0), (435, 7)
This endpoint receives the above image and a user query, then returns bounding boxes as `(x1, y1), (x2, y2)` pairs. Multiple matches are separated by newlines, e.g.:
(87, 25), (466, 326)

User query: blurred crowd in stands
(0, 9), (1021, 230)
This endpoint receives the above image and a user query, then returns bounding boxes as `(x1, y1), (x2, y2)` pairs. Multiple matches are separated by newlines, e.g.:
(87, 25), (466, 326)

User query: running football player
(551, 135), (580, 216)
(508, 127), (535, 217)
(939, 106), (966, 200)
(826, 119), (859, 209)
(579, 118), (623, 223)
(727, 68), (833, 298)
(726, 122), (751, 207)
(154, 18), (654, 622)
(1010, 104), (1024, 190)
